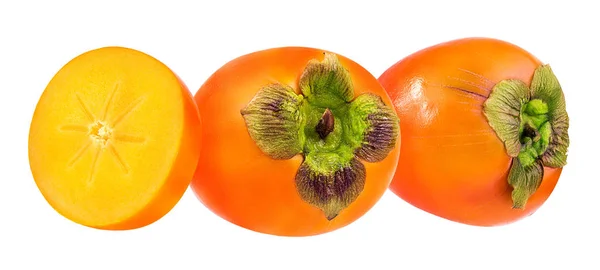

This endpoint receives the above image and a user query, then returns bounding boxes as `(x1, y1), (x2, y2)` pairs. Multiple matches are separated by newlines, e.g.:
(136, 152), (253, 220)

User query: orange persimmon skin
(192, 47), (401, 236)
(378, 38), (562, 226)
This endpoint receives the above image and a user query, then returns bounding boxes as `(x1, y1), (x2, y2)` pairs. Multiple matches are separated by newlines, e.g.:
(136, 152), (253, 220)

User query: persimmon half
(191, 47), (401, 236)
(28, 47), (202, 230)
(378, 37), (570, 226)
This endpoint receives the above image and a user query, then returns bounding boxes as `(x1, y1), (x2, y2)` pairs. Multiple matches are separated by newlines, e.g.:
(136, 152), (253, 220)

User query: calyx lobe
(241, 52), (400, 219)
(295, 155), (366, 220)
(483, 64), (569, 209)
(349, 93), (400, 163)
(240, 83), (304, 160)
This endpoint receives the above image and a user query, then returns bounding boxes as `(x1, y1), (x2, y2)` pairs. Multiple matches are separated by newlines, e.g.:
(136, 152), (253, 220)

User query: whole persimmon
(192, 47), (401, 236)
(378, 37), (569, 226)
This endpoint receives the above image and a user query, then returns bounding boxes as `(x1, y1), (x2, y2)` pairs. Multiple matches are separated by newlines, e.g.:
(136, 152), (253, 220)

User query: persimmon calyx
(483, 64), (570, 209)
(241, 52), (400, 220)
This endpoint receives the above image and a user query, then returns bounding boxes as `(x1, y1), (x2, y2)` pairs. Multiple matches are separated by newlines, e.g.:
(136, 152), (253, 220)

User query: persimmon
(28, 47), (202, 230)
(378, 37), (570, 226)
(191, 47), (401, 236)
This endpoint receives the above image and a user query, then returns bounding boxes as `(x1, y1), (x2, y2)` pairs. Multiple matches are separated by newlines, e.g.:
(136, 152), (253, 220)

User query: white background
(1, 1), (598, 269)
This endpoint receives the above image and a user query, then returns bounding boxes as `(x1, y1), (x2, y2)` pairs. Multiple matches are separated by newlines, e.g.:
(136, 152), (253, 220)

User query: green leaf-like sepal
(348, 93), (400, 162)
(483, 79), (530, 157)
(299, 52), (354, 108)
(508, 158), (544, 209)
(295, 154), (365, 220)
(241, 83), (304, 159)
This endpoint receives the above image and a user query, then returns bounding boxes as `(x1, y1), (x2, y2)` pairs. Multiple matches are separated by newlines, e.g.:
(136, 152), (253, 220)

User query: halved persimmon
(378, 37), (570, 226)
(28, 47), (201, 230)
(191, 47), (401, 236)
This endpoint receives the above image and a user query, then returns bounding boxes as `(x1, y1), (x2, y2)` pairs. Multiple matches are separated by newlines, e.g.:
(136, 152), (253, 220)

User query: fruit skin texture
(378, 37), (563, 226)
(28, 47), (202, 230)
(192, 47), (401, 236)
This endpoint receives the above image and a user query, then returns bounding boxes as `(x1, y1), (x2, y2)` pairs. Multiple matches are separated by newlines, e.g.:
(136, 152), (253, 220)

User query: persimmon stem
(316, 108), (335, 139)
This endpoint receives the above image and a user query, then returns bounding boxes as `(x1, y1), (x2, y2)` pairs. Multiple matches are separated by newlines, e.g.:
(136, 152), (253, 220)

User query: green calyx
(518, 99), (551, 167)
(483, 64), (570, 209)
(241, 52), (400, 220)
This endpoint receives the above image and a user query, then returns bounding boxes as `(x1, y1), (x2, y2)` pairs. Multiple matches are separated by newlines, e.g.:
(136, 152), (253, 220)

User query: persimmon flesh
(192, 47), (401, 236)
(378, 37), (569, 226)
(28, 47), (201, 230)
